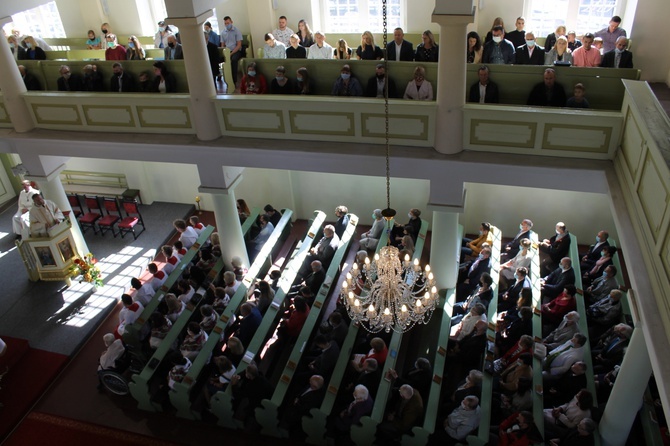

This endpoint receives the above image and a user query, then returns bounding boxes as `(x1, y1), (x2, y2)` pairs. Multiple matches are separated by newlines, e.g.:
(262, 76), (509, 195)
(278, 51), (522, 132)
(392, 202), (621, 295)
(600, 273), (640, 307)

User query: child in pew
(566, 83), (590, 108)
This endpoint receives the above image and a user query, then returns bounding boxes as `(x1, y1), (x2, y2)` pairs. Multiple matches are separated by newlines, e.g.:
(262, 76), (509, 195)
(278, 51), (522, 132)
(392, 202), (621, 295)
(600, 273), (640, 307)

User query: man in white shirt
(130, 277), (156, 306)
(29, 194), (64, 237)
(174, 219), (198, 248)
(272, 16), (294, 46)
(308, 32), (333, 59)
(13, 180), (38, 238)
(542, 333), (587, 380)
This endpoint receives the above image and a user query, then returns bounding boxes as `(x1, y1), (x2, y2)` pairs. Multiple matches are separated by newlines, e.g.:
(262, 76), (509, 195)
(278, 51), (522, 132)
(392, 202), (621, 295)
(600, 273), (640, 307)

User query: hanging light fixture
(340, 1), (438, 333)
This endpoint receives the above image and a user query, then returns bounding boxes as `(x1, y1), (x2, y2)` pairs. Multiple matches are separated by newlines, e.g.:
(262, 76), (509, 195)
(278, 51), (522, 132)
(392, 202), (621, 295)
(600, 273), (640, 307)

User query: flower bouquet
(70, 253), (104, 288)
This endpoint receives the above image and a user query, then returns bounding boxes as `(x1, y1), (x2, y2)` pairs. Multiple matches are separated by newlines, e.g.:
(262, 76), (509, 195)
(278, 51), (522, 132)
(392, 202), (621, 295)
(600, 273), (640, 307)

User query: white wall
(462, 182), (619, 242)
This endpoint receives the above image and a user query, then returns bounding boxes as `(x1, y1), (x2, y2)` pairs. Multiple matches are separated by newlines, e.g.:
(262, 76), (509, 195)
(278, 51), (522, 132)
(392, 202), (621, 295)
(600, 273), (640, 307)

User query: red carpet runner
(5, 412), (181, 445)
(0, 336), (69, 441)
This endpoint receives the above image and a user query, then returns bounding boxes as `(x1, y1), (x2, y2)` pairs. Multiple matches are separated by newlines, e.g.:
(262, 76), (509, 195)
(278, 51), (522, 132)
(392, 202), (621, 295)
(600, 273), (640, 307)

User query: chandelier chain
(383, 0), (390, 211)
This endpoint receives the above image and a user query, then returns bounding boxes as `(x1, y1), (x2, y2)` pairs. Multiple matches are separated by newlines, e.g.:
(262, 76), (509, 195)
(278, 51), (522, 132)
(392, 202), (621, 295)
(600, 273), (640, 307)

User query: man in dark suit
(365, 64), (398, 98)
(591, 323), (632, 373)
(110, 63), (137, 92)
(57, 65), (84, 92)
(502, 218), (533, 260)
(386, 28), (414, 61)
(307, 336), (340, 380)
(580, 230), (610, 271)
(527, 68), (566, 107)
(303, 260), (326, 295)
(515, 31), (545, 65)
(164, 34), (184, 60)
(541, 258), (576, 300)
(457, 247), (492, 299)
(498, 267), (531, 312)
(280, 374), (326, 435)
(468, 65), (499, 103)
(482, 26), (515, 64)
(300, 225), (339, 277)
(600, 36), (633, 68)
(18, 65), (41, 90)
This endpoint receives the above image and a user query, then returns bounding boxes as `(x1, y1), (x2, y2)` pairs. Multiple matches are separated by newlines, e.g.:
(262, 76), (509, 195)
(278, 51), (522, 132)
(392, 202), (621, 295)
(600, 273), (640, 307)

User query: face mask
(107, 41), (114, 48)
(513, 273), (518, 280)
(276, 76), (284, 81)
(601, 251), (607, 257)
(561, 264), (569, 271)
(297, 76), (303, 82)
(526, 40), (535, 48)
(248, 70), (256, 77)
(26, 42), (32, 49)
(615, 48), (623, 54)
(519, 224), (523, 230)
(168, 42), (175, 48)
(478, 230), (483, 235)
(492, 36), (502, 43)
(102, 29), (108, 34)
(602, 271), (608, 278)
(9, 43), (14, 49)
(556, 229), (561, 235)
(371, 213), (376, 220)
(595, 236), (601, 243)
(226, 24), (233, 31)
(205, 29), (211, 34)
(158, 27), (165, 33)
(128, 42), (135, 49)
(341, 73), (350, 80)
(478, 254), (484, 260)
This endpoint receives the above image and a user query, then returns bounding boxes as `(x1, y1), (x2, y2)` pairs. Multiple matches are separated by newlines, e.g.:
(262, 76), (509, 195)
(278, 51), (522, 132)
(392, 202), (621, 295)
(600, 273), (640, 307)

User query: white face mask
(492, 36), (502, 43)
(526, 40), (536, 48)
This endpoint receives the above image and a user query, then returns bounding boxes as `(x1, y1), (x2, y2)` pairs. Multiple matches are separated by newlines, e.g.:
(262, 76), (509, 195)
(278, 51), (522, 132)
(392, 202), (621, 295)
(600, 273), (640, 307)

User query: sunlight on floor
(48, 246), (157, 327)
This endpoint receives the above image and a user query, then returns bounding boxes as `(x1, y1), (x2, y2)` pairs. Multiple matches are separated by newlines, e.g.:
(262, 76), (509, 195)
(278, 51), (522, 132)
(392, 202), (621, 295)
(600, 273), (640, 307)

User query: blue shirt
(221, 26), (243, 52)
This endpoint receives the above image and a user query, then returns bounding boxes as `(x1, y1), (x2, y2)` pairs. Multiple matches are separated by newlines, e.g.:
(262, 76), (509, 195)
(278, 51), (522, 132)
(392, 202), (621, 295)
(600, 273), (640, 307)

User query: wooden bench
(466, 225), (503, 446)
(128, 226), (217, 411)
(350, 219), (430, 446)
(255, 214), (360, 437)
(122, 226), (215, 354)
(465, 64), (641, 111)
(169, 209), (294, 419)
(210, 211), (327, 429)
(60, 170), (141, 203)
(239, 58), (438, 97)
(302, 218), (394, 445)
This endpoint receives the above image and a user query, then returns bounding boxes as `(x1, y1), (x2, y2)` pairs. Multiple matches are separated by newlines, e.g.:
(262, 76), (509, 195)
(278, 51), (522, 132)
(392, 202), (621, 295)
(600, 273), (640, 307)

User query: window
(148, 0), (168, 24)
(323, 0), (403, 34)
(525, 0), (619, 37)
(3, 1), (66, 38)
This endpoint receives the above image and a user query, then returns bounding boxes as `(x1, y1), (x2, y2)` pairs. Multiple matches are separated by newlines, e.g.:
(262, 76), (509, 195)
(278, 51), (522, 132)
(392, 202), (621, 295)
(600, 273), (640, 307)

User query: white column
(27, 168), (89, 257)
(429, 208), (460, 289)
(431, 9), (474, 155)
(599, 328), (652, 446)
(0, 19), (34, 133)
(200, 184), (249, 269)
(168, 14), (221, 141)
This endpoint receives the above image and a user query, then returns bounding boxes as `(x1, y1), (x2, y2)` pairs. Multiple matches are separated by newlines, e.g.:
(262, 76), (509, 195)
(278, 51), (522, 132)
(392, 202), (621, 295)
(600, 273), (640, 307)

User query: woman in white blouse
(403, 66), (433, 101)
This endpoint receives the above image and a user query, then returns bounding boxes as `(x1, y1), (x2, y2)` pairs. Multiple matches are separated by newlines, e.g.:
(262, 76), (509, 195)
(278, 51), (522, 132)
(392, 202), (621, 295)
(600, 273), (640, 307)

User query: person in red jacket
(492, 411), (543, 445)
(282, 297), (310, 339)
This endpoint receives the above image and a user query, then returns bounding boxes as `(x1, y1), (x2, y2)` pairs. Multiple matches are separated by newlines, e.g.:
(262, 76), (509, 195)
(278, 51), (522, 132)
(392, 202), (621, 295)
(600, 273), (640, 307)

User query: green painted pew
(302, 218), (395, 445)
(466, 225), (503, 446)
(210, 211), (327, 429)
(255, 214), (360, 437)
(350, 219), (431, 446)
(169, 209), (292, 419)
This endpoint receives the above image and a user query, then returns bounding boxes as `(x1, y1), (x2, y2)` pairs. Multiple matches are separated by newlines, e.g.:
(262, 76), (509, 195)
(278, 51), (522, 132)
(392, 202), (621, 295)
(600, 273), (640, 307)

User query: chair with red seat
(79, 196), (103, 234)
(118, 200), (146, 239)
(66, 194), (83, 219)
(98, 197), (122, 237)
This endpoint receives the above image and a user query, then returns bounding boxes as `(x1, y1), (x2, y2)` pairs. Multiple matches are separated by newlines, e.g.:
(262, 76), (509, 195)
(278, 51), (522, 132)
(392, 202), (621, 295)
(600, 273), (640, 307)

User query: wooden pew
(466, 225), (503, 446)
(122, 226), (215, 351)
(169, 209), (294, 419)
(210, 211), (327, 429)
(350, 219), (430, 446)
(302, 219), (394, 445)
(129, 253), (222, 411)
(239, 59), (438, 97)
(255, 214), (360, 437)
(568, 234), (598, 400)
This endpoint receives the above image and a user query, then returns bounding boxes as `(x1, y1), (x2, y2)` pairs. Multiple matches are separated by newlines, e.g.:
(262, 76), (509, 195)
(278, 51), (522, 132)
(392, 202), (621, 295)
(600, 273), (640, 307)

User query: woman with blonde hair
(356, 31), (382, 60)
(544, 36), (573, 65)
(19, 36), (46, 60)
(403, 66), (433, 100)
(544, 25), (567, 53)
(334, 39), (352, 59)
(126, 35), (146, 60)
(415, 30), (439, 62)
(484, 17), (505, 43)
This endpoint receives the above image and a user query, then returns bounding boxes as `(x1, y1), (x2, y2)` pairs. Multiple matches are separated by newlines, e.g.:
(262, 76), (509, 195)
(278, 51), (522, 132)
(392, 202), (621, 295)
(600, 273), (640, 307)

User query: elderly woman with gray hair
(359, 208), (385, 250)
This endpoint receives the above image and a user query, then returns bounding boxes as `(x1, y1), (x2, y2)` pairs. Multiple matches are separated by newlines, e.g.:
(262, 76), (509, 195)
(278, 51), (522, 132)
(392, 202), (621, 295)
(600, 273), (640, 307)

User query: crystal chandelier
(340, 0), (438, 333)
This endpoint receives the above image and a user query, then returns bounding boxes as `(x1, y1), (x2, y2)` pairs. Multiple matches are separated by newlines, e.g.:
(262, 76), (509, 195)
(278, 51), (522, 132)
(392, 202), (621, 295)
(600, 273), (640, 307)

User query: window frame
(320, 0), (406, 35)
(523, 0), (627, 37)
